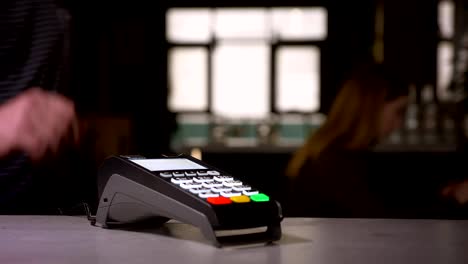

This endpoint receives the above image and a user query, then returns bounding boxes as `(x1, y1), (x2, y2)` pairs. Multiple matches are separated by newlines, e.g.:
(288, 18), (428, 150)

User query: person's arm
(442, 180), (468, 205)
(0, 87), (77, 161)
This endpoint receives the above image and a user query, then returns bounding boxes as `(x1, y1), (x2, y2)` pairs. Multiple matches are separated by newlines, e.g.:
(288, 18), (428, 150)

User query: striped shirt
(0, 0), (63, 209)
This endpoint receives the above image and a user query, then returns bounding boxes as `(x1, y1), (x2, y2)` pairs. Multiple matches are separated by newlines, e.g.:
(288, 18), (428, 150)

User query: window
(438, 1), (454, 39)
(212, 43), (270, 119)
(167, 7), (327, 118)
(168, 48), (208, 111)
(437, 0), (455, 101)
(276, 46), (320, 112)
(167, 7), (327, 147)
(214, 8), (270, 40)
(272, 7), (327, 40)
(166, 8), (212, 43)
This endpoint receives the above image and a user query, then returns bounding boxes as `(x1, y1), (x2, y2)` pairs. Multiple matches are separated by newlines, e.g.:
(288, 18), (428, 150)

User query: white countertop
(1, 216), (468, 264)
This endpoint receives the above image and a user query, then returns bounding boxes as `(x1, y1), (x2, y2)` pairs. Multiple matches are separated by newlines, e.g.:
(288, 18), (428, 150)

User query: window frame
(165, 6), (328, 117)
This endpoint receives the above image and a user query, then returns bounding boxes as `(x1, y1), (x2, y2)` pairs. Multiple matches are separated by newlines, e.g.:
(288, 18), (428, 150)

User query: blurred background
(56, 0), (468, 216)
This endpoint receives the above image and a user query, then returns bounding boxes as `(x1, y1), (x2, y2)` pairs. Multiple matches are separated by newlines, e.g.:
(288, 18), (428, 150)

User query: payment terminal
(94, 154), (283, 247)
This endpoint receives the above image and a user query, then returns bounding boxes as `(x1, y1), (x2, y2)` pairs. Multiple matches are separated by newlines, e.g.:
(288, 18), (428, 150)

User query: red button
(207, 197), (232, 205)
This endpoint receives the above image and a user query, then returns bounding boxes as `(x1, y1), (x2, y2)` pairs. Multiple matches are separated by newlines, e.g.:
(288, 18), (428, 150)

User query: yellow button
(230, 195), (250, 203)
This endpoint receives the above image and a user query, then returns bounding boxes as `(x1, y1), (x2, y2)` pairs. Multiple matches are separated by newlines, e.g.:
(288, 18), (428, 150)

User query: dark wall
(323, 0), (377, 112)
(385, 0), (438, 98)
(65, 1), (176, 156)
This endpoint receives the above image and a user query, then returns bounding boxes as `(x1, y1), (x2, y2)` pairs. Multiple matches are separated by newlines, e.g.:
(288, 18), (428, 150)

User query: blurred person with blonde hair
(286, 60), (468, 218)
(286, 61), (410, 217)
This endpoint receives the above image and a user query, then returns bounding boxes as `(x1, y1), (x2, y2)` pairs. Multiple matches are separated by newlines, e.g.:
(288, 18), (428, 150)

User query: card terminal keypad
(159, 170), (269, 205)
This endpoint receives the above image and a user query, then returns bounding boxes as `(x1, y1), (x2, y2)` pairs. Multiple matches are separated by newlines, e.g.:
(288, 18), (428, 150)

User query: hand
(442, 180), (468, 205)
(0, 87), (77, 161)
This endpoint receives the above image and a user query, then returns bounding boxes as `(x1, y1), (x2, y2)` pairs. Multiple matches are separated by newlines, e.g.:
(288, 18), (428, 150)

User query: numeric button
(214, 175), (233, 182)
(199, 192), (219, 198)
(232, 185), (251, 192)
(220, 190), (242, 197)
(223, 180), (243, 187)
(193, 176), (214, 183)
(202, 182), (223, 188)
(180, 182), (202, 189)
(171, 177), (193, 184)
(197, 171), (209, 176)
(212, 186), (232, 193)
(185, 171), (197, 176)
(190, 187), (212, 194)
(159, 172), (172, 178)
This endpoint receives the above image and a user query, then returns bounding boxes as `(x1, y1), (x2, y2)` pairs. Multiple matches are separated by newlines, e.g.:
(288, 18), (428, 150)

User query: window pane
(276, 47), (320, 112)
(437, 42), (454, 101)
(212, 43), (270, 119)
(272, 7), (327, 40)
(214, 8), (270, 39)
(168, 48), (208, 111)
(438, 1), (454, 39)
(167, 8), (212, 43)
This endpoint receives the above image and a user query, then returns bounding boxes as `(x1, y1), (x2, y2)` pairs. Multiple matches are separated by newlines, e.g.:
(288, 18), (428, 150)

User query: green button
(250, 193), (269, 202)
